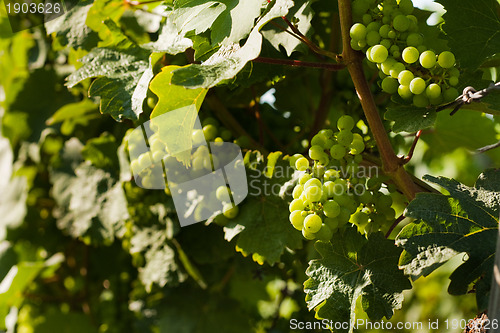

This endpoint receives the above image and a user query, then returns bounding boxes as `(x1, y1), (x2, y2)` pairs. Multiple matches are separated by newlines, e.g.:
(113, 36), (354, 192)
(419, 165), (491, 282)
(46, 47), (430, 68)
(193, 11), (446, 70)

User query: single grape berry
(289, 198), (306, 212)
(336, 130), (354, 147)
(216, 186), (231, 202)
(304, 214), (322, 233)
(438, 51), (455, 68)
(330, 144), (347, 160)
(402, 46), (419, 64)
(337, 115), (355, 131)
(397, 70), (414, 86)
(425, 83), (441, 99)
(304, 185), (323, 202)
(381, 77), (398, 94)
(324, 200), (341, 218)
(289, 210), (306, 230)
(304, 177), (322, 189)
(202, 124), (218, 141)
(413, 93), (429, 108)
(223, 203), (239, 219)
(419, 50), (436, 69)
(295, 157), (309, 171)
(370, 44), (389, 63)
(392, 15), (410, 32)
(350, 23), (367, 40)
(409, 77), (426, 95)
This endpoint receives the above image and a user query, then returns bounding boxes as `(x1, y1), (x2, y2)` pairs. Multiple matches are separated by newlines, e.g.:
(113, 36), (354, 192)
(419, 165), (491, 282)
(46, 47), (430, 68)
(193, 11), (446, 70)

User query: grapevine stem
(337, 0), (420, 201)
(385, 214), (406, 239)
(401, 130), (422, 164)
(253, 57), (345, 71)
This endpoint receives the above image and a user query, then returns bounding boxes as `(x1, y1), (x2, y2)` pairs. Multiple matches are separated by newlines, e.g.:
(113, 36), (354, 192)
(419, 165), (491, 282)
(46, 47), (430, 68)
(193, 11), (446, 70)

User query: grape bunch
(288, 115), (397, 241)
(127, 116), (243, 222)
(349, 0), (460, 107)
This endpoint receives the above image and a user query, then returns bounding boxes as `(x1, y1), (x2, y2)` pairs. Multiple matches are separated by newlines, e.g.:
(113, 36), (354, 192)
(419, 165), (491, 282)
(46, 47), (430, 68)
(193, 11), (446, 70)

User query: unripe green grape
(350, 23), (367, 40)
(337, 207), (351, 226)
(425, 83), (441, 99)
(350, 139), (365, 155)
(365, 46), (374, 62)
(402, 46), (419, 63)
(362, 13), (373, 25)
(367, 177), (382, 191)
(392, 14), (410, 31)
(192, 129), (205, 146)
(214, 214), (229, 227)
(438, 51), (455, 68)
(380, 39), (392, 50)
(419, 50), (436, 69)
(288, 153), (303, 168)
(383, 3), (394, 15)
(324, 139), (335, 149)
(203, 154), (219, 170)
(376, 194), (393, 208)
(319, 129), (334, 138)
(381, 58), (396, 75)
(366, 30), (381, 46)
(202, 117), (219, 127)
(324, 200), (341, 218)
(223, 203), (239, 219)
(449, 76), (459, 86)
(337, 130), (354, 147)
(358, 190), (373, 204)
(389, 62), (405, 79)
(370, 44), (389, 63)
(330, 144), (347, 160)
(324, 168), (339, 181)
(304, 177), (322, 189)
(387, 30), (397, 39)
(304, 185), (323, 202)
(311, 133), (327, 147)
(352, 0), (370, 16)
(366, 21), (381, 32)
(335, 194), (357, 214)
(289, 210), (306, 230)
(220, 129), (232, 141)
(413, 93), (429, 108)
(292, 184), (304, 199)
(289, 198), (306, 212)
(216, 186), (231, 202)
(381, 77), (399, 94)
(138, 153), (152, 170)
(443, 87), (459, 102)
(382, 15), (391, 25)
(315, 224), (333, 241)
(202, 124), (218, 141)
(406, 33), (423, 47)
(398, 84), (412, 99)
(299, 173), (312, 184)
(351, 39), (363, 51)
(379, 24), (391, 38)
(304, 214), (322, 233)
(309, 145), (325, 160)
(398, 0), (414, 14)
(350, 211), (369, 226)
(397, 70), (414, 86)
(448, 67), (460, 78)
(323, 181), (336, 197)
(337, 115), (355, 131)
(324, 217), (339, 231)
(295, 157), (309, 171)
(302, 228), (316, 240)
(409, 77), (426, 95)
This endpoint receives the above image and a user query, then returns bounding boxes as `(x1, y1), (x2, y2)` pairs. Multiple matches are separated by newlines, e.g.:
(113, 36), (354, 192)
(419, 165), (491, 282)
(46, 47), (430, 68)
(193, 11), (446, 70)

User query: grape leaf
(130, 226), (187, 291)
(149, 65), (208, 164)
(170, 0), (226, 36)
(210, 0), (263, 45)
(397, 169), (500, 310)
(304, 228), (411, 332)
(261, 0), (314, 56)
(50, 139), (129, 244)
(171, 0), (294, 88)
(45, 0), (99, 50)
(385, 106), (437, 133)
(222, 151), (303, 265)
(436, 0), (500, 70)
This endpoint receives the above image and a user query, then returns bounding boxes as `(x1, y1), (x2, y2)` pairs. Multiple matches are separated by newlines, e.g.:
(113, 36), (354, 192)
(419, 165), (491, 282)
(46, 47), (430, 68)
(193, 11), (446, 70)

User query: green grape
(192, 129), (205, 146)
(381, 77), (399, 94)
(335, 194), (357, 213)
(389, 62), (405, 79)
(147, 96), (157, 109)
(398, 84), (412, 99)
(309, 145), (325, 160)
(358, 190), (373, 204)
(370, 44), (389, 63)
(289, 210), (306, 230)
(315, 224), (333, 241)
(311, 133), (327, 147)
(366, 21), (381, 32)
(202, 117), (219, 127)
(366, 30), (381, 46)
(216, 185), (231, 202)
(350, 23), (367, 40)
(413, 93), (429, 108)
(330, 144), (347, 160)
(324, 139), (335, 149)
(365, 46), (374, 62)
(381, 58), (396, 75)
(448, 76), (459, 86)
(304, 185), (323, 202)
(397, 70), (414, 86)
(398, 0), (414, 14)
(419, 50), (436, 69)
(425, 83), (441, 99)
(350, 139), (365, 155)
(304, 214), (322, 233)
(367, 177), (382, 191)
(438, 51), (455, 68)
(214, 214), (230, 227)
(299, 173), (312, 184)
(203, 124), (218, 141)
(409, 77), (426, 95)
(323, 181), (336, 197)
(292, 184), (304, 199)
(302, 228), (316, 240)
(138, 153), (152, 170)
(376, 194), (393, 208)
(337, 130), (354, 147)
(319, 129), (334, 138)
(337, 115), (355, 131)
(203, 154), (219, 170)
(223, 203), (239, 219)
(304, 177), (322, 189)
(402, 46), (419, 63)
(351, 39), (363, 50)
(362, 13), (373, 25)
(289, 198), (305, 212)
(392, 14), (410, 32)
(295, 157), (309, 171)
(443, 87), (459, 102)
(220, 129), (232, 141)
(324, 217), (339, 230)
(380, 39), (392, 50)
(379, 24), (391, 38)
(352, 0), (370, 16)
(448, 67), (460, 78)
(324, 200), (341, 218)
(406, 33), (423, 47)
(337, 207), (351, 226)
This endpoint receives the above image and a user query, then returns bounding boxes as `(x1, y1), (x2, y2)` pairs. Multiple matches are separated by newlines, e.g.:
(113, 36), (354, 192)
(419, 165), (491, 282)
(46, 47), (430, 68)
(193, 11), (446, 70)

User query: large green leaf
(385, 106), (437, 133)
(223, 151), (303, 265)
(436, 0), (500, 70)
(304, 228), (411, 332)
(170, 0), (226, 36)
(397, 169), (500, 310)
(171, 0), (294, 88)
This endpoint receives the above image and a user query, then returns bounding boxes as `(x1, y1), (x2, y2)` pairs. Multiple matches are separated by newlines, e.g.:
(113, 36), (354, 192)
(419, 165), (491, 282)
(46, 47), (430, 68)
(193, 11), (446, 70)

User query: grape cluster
(128, 116), (242, 222)
(349, 0), (460, 107)
(288, 115), (396, 241)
